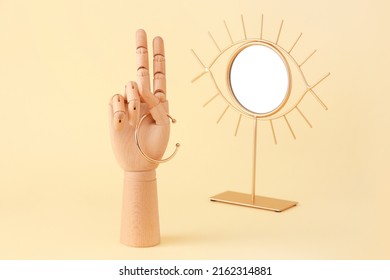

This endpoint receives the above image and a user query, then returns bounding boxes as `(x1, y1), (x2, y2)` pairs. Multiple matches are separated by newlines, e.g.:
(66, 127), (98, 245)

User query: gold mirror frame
(227, 41), (292, 118)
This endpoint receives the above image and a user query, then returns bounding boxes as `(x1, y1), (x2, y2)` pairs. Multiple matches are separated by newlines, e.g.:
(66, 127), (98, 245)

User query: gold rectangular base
(210, 191), (297, 212)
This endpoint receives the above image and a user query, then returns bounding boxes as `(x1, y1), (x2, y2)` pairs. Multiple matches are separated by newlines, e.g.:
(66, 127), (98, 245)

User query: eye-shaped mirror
(191, 15), (330, 212)
(228, 43), (291, 117)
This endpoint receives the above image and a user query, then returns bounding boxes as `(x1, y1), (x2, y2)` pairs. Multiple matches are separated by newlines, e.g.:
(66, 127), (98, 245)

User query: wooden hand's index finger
(153, 36), (166, 101)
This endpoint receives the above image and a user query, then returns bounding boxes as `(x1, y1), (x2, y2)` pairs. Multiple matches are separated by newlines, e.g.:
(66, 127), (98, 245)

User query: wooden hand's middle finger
(136, 29), (149, 70)
(135, 29), (160, 108)
(136, 29), (151, 94)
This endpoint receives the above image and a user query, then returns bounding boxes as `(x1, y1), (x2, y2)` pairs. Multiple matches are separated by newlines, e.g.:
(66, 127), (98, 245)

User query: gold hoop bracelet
(135, 113), (180, 164)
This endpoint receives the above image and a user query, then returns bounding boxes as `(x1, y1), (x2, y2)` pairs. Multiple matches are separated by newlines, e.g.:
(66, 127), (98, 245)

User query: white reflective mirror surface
(229, 44), (290, 115)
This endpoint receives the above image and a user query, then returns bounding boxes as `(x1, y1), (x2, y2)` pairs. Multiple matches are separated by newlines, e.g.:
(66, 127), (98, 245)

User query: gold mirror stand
(210, 118), (298, 212)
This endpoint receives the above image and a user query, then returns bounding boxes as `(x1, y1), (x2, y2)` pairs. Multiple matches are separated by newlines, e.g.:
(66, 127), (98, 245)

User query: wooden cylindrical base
(120, 170), (160, 247)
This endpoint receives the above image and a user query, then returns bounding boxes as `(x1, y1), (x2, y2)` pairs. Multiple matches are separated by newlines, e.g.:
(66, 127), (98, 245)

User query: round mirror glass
(229, 44), (290, 116)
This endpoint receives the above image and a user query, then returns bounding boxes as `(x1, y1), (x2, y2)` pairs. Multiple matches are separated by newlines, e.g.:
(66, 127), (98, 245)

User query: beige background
(0, 0), (389, 259)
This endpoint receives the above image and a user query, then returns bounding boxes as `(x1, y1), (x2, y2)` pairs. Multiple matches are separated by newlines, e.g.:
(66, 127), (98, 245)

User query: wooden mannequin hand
(109, 29), (169, 172)
(108, 30), (170, 247)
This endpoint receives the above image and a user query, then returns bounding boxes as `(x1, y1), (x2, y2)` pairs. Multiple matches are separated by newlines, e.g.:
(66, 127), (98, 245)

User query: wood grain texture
(120, 170), (160, 247)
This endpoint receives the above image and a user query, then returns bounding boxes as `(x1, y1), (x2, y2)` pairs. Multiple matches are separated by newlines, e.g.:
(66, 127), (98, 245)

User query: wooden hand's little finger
(111, 94), (127, 131)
